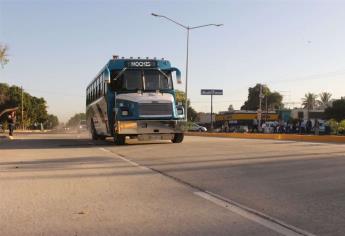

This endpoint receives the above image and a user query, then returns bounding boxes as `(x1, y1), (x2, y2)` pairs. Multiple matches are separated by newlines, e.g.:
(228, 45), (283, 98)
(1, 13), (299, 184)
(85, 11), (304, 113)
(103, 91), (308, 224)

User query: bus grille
(139, 103), (173, 117)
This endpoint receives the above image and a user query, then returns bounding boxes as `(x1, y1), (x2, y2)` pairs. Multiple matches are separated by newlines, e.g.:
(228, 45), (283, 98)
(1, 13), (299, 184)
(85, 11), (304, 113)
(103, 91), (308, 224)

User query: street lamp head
(215, 24), (224, 27)
(151, 13), (161, 17)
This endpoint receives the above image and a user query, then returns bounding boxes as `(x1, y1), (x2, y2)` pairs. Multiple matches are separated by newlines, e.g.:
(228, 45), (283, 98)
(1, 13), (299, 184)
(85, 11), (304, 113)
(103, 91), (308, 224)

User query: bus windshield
(111, 70), (173, 91)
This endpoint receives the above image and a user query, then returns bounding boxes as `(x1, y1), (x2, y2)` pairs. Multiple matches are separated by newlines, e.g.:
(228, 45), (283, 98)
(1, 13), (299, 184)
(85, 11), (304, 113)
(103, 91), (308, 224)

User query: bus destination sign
(125, 60), (157, 68)
(201, 89), (223, 95)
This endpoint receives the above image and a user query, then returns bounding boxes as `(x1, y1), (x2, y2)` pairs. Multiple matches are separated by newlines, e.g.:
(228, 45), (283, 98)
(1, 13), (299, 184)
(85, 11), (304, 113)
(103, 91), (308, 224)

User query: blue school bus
(86, 56), (185, 145)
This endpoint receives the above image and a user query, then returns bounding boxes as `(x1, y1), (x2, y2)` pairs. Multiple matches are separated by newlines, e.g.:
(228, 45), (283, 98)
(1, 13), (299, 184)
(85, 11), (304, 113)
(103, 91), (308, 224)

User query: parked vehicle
(78, 120), (87, 133)
(188, 123), (207, 132)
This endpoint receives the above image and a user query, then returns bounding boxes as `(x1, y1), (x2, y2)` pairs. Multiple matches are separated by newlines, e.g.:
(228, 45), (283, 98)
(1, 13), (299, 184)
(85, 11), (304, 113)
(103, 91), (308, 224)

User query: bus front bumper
(116, 120), (185, 135)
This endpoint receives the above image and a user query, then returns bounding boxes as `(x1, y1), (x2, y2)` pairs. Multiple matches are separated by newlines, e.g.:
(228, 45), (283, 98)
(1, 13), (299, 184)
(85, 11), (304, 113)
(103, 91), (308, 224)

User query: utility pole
(185, 28), (189, 121)
(258, 84), (264, 131)
(265, 95), (268, 122)
(21, 86), (24, 130)
(210, 93), (213, 132)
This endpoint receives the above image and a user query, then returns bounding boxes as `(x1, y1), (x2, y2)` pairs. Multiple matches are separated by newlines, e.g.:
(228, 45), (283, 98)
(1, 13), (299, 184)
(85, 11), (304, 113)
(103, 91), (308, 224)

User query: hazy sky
(1, 0), (345, 122)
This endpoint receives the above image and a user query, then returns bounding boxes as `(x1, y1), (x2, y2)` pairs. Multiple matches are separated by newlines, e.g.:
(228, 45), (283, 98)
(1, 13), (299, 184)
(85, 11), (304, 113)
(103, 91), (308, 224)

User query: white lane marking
(194, 191), (316, 236)
(99, 147), (150, 171)
(99, 147), (315, 236)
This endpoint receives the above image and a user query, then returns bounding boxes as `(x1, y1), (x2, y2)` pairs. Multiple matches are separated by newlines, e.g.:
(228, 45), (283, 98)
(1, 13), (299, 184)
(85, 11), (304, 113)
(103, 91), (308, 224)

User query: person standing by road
(306, 120), (312, 134)
(314, 119), (320, 135)
(7, 111), (16, 137)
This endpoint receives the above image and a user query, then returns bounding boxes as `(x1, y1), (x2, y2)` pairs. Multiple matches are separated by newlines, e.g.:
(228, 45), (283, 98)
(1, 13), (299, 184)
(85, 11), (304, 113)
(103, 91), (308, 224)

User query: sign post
(201, 89), (223, 132)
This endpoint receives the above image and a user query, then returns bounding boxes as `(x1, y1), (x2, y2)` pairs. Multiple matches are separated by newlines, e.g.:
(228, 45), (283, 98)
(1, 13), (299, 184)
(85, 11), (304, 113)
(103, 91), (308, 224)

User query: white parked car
(188, 123), (207, 132)
(78, 120), (87, 132)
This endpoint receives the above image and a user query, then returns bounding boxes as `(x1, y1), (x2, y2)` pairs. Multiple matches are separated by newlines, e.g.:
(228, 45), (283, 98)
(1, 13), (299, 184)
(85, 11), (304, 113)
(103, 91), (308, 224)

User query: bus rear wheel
(171, 133), (184, 143)
(91, 121), (99, 140)
(114, 134), (126, 145)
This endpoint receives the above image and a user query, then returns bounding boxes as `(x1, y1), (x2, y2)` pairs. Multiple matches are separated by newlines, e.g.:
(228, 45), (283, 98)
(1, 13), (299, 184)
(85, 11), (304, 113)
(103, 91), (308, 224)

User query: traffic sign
(201, 89), (223, 95)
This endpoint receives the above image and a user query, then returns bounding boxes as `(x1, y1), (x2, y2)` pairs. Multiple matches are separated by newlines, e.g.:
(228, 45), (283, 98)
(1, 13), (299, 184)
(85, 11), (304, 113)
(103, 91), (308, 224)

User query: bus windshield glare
(112, 69), (173, 91)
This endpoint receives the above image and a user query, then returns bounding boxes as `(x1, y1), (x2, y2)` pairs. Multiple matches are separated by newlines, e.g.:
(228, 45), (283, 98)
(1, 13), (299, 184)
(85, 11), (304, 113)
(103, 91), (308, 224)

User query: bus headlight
(118, 121), (137, 132)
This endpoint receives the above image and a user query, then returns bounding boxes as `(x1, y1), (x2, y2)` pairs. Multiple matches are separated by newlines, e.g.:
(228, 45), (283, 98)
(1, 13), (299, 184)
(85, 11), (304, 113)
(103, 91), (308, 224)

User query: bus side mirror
(171, 67), (182, 84)
(104, 67), (111, 84)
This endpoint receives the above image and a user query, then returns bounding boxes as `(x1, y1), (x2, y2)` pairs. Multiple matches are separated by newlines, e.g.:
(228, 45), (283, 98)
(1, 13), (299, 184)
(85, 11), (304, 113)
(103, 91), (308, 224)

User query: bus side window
(95, 80), (98, 99)
(92, 83), (95, 101)
(97, 79), (100, 98)
(102, 76), (106, 95)
(87, 88), (89, 104)
(98, 77), (101, 98)
(101, 76), (104, 96)
(90, 85), (92, 102)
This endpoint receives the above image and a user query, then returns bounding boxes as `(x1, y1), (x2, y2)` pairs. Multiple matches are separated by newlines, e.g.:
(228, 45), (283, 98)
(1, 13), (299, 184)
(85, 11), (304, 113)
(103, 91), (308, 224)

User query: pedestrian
(306, 120), (312, 134)
(7, 111), (16, 137)
(261, 122), (267, 133)
(314, 119), (320, 135)
(299, 120), (306, 134)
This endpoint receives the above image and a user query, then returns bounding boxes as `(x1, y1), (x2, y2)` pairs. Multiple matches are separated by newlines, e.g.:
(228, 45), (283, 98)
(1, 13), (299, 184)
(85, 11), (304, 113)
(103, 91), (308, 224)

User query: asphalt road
(1, 133), (345, 236)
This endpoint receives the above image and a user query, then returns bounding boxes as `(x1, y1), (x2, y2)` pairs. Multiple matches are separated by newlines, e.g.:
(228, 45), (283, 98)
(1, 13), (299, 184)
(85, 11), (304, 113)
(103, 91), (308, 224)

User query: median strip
(186, 132), (345, 143)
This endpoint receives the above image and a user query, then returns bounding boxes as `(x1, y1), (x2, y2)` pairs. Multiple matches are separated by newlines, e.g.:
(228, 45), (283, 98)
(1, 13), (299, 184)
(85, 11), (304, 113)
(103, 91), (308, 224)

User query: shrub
(327, 119), (339, 134)
(338, 120), (345, 135)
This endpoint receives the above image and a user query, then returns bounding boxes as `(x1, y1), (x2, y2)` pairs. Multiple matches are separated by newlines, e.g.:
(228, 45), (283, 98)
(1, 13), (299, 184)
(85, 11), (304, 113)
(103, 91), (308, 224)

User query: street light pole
(151, 13), (223, 121)
(185, 28), (189, 121)
(21, 86), (24, 130)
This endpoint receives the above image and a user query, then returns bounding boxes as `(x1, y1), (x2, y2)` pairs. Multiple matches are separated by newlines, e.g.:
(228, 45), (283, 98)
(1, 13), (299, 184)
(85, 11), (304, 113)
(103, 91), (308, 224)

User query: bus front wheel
(171, 133), (184, 143)
(114, 134), (126, 145)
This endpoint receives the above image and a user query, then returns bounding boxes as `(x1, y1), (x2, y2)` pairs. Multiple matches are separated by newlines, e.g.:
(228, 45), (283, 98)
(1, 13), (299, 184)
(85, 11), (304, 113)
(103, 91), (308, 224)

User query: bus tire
(114, 134), (126, 145)
(171, 133), (184, 143)
(91, 121), (99, 140)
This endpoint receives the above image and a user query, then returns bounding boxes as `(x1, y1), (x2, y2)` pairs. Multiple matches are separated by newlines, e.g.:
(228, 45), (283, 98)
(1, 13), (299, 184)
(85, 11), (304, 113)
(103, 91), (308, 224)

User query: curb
(185, 132), (345, 144)
(0, 135), (10, 145)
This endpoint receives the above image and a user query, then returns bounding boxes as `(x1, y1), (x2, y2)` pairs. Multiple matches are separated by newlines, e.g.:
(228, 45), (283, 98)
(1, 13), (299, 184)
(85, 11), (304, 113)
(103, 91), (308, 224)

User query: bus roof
(88, 58), (175, 89)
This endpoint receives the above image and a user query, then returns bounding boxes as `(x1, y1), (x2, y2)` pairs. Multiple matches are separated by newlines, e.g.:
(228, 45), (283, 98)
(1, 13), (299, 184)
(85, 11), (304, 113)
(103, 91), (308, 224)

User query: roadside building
(290, 108), (325, 121)
(215, 110), (279, 132)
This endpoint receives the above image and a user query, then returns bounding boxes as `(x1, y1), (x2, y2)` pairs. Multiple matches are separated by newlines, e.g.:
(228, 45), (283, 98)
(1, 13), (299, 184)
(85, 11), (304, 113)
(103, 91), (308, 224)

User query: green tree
(175, 90), (198, 121)
(66, 113), (86, 127)
(0, 83), (55, 129)
(317, 92), (332, 109)
(302, 92), (318, 120)
(46, 114), (59, 129)
(175, 90), (186, 104)
(0, 44), (9, 68)
(327, 119), (339, 134)
(338, 120), (345, 135)
(0, 83), (10, 105)
(241, 84), (283, 110)
(302, 93), (318, 110)
(324, 98), (345, 122)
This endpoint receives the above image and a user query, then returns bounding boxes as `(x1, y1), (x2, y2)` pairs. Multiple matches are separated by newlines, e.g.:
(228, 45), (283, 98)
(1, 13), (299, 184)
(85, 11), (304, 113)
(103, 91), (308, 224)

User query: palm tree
(302, 93), (318, 119)
(0, 44), (9, 68)
(318, 92), (332, 109)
